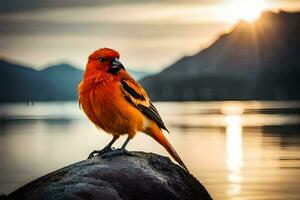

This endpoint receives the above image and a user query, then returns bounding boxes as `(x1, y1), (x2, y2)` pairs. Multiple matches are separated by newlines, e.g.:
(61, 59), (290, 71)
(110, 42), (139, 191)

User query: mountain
(141, 11), (300, 101)
(0, 60), (82, 102)
(0, 60), (150, 102)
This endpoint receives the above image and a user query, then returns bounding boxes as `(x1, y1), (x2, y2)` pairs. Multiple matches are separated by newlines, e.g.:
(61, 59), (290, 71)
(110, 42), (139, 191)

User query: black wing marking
(121, 80), (169, 132)
(150, 102), (160, 116)
(137, 103), (169, 133)
(121, 80), (145, 100)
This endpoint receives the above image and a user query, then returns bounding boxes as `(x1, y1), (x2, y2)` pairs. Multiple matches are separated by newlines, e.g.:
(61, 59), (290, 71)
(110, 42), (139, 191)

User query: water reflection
(222, 103), (244, 197)
(225, 114), (243, 196)
(0, 101), (300, 199)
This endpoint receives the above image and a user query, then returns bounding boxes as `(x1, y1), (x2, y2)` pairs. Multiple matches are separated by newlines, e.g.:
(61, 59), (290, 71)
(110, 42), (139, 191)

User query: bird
(78, 47), (189, 172)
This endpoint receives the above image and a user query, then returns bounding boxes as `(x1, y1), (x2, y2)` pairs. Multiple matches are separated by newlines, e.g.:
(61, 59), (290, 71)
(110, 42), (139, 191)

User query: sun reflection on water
(222, 103), (244, 197)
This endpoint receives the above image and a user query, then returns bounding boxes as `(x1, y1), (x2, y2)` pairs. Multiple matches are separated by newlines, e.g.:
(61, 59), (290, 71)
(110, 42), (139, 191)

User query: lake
(0, 101), (300, 199)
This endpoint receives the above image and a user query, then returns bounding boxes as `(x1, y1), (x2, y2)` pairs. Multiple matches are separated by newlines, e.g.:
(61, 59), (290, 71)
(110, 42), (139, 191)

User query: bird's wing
(120, 78), (169, 132)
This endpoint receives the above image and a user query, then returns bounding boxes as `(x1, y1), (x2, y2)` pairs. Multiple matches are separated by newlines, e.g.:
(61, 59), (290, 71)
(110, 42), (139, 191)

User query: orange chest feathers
(78, 76), (144, 135)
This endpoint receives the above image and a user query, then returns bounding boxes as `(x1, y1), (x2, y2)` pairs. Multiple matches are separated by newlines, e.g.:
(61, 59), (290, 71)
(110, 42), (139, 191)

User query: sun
(222, 0), (269, 24)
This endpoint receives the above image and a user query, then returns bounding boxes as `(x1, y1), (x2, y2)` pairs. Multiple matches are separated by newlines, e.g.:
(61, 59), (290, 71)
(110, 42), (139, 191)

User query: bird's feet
(101, 148), (132, 159)
(88, 146), (113, 159)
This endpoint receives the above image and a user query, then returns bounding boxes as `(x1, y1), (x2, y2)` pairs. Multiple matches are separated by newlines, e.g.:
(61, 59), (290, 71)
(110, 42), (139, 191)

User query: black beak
(109, 58), (125, 74)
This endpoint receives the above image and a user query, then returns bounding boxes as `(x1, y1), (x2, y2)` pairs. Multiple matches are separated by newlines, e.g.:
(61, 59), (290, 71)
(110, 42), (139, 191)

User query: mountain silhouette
(0, 60), (82, 102)
(141, 11), (300, 101)
(0, 59), (150, 102)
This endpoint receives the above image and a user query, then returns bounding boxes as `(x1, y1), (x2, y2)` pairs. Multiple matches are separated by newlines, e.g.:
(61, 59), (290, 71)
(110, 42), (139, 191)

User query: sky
(1, 0), (300, 71)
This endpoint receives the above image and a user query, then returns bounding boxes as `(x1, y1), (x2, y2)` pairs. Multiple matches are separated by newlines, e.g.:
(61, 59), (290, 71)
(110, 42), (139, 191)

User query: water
(0, 101), (300, 199)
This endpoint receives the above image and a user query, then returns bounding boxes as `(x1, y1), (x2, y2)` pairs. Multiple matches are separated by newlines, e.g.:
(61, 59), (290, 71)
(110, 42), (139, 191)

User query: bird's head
(86, 48), (125, 75)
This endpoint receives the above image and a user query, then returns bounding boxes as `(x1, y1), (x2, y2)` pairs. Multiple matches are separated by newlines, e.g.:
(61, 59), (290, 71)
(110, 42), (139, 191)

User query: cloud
(0, 3), (222, 25)
(0, 2), (227, 42)
(0, 2), (229, 70)
(1, 0), (298, 70)
(0, 0), (222, 13)
(0, 20), (227, 70)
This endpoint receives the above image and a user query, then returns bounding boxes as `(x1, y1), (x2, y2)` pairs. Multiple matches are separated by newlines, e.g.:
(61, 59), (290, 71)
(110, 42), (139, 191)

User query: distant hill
(0, 60), (83, 102)
(0, 60), (151, 102)
(141, 11), (300, 101)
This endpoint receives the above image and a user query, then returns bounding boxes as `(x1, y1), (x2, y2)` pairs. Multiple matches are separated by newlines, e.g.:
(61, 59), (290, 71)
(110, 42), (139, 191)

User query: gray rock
(7, 152), (213, 200)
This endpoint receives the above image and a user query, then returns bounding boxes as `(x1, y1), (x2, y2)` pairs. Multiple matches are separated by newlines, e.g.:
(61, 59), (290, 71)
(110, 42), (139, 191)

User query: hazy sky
(1, 0), (299, 71)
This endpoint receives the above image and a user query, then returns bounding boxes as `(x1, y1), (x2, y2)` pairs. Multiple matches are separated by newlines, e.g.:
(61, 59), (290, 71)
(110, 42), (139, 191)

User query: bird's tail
(146, 125), (190, 173)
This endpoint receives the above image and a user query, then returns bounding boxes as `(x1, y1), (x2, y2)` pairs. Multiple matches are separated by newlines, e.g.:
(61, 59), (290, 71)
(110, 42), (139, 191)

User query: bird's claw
(101, 148), (132, 159)
(88, 147), (113, 159)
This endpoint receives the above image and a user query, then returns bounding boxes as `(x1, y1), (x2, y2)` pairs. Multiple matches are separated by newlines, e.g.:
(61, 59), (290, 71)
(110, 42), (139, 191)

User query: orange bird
(78, 48), (189, 172)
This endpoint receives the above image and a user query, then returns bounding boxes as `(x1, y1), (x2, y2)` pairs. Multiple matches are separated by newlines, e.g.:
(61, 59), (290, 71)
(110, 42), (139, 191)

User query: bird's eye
(99, 57), (108, 63)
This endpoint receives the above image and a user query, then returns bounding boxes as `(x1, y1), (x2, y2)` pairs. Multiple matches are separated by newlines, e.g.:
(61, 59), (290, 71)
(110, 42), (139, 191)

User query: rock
(7, 152), (213, 200)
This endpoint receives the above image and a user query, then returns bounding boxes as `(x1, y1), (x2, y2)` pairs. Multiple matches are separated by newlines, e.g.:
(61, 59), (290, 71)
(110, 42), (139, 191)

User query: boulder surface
(7, 152), (213, 200)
